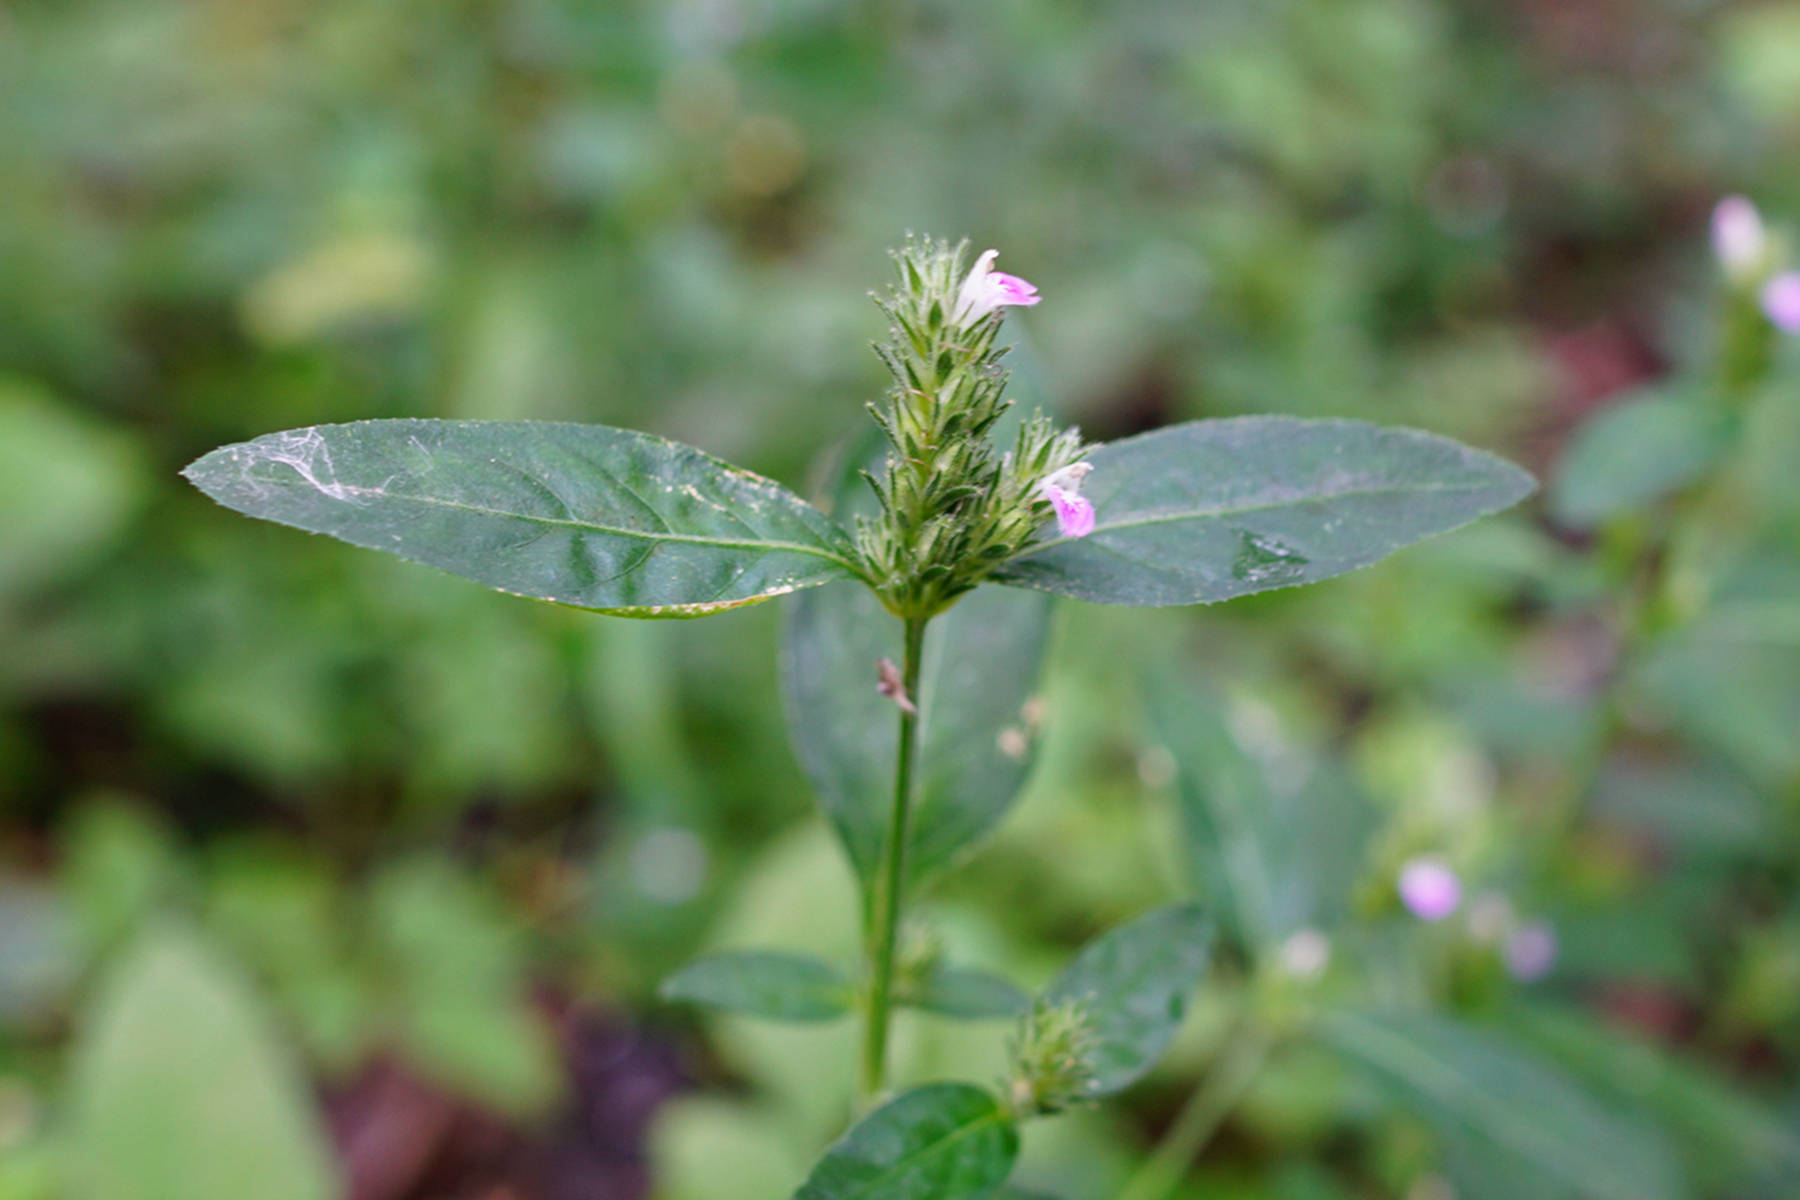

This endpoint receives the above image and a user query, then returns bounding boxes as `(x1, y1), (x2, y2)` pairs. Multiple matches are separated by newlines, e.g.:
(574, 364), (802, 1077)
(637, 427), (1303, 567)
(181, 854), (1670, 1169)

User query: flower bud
(1761, 272), (1800, 333)
(1713, 195), (1767, 280)
(1504, 921), (1557, 982)
(1005, 998), (1099, 1117)
(1398, 856), (1461, 922)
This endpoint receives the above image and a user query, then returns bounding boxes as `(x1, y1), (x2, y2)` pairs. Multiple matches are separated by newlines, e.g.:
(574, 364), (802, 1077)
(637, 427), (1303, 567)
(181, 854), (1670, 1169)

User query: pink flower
(1398, 857), (1461, 922)
(1039, 462), (1095, 539)
(1504, 921), (1557, 982)
(952, 249), (1041, 324)
(1713, 195), (1766, 278)
(1762, 272), (1800, 332)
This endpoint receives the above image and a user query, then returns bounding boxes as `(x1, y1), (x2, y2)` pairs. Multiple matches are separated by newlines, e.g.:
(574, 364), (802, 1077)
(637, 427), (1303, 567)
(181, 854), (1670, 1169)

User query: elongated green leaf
(1319, 1011), (1683, 1200)
(1151, 678), (1372, 954)
(182, 420), (862, 617)
(69, 925), (339, 1200)
(794, 1083), (1019, 1200)
(1042, 903), (1214, 1095)
(784, 580), (1051, 893)
(1504, 1002), (1800, 1190)
(1550, 389), (1733, 528)
(659, 950), (853, 1022)
(994, 418), (1534, 606)
(898, 965), (1030, 1019)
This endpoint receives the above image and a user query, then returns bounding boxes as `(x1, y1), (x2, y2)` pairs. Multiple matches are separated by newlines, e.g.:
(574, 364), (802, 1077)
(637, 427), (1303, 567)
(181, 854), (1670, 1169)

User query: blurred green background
(3, 1), (1799, 1198)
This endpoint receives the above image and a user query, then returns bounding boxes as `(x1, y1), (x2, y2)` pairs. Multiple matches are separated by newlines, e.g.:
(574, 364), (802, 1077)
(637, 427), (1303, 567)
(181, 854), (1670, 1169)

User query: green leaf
(182, 419), (862, 617)
(1504, 1002), (1800, 1190)
(784, 580), (1051, 893)
(1319, 1010), (1683, 1200)
(897, 965), (1030, 1019)
(1150, 679), (1373, 954)
(794, 1083), (1019, 1200)
(1042, 903), (1214, 1096)
(0, 378), (150, 599)
(1549, 389), (1733, 528)
(994, 417), (1534, 606)
(659, 950), (853, 1022)
(68, 925), (339, 1200)
(369, 858), (560, 1114)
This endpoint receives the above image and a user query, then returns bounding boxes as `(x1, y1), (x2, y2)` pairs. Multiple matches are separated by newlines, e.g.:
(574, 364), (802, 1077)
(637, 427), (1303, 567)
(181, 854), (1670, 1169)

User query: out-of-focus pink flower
(952, 249), (1041, 324)
(1277, 928), (1331, 981)
(1398, 856), (1461, 922)
(1713, 195), (1767, 278)
(1040, 462), (1095, 539)
(1504, 921), (1558, 982)
(1761, 272), (1800, 332)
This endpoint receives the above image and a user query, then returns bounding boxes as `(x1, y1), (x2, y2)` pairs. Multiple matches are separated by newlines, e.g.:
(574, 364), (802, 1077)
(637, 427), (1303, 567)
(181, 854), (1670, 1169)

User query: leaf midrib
(300, 479), (865, 574)
(840, 1106), (1009, 1198)
(1011, 477), (1509, 560)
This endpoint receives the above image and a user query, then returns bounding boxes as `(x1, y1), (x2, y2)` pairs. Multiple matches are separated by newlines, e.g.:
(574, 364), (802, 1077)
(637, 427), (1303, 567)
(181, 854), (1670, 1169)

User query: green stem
(862, 614), (929, 1099)
(1115, 1024), (1272, 1200)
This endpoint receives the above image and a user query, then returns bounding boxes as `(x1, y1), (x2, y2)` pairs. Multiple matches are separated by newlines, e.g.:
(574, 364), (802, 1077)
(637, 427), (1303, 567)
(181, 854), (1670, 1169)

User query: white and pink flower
(952, 249), (1041, 324)
(1039, 461), (1095, 539)
(1712, 195), (1767, 278)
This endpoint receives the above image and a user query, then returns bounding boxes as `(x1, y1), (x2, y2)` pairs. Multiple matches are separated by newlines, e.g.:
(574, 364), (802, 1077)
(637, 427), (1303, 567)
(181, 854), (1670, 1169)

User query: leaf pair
(184, 416), (1534, 617)
(187, 417), (1531, 899)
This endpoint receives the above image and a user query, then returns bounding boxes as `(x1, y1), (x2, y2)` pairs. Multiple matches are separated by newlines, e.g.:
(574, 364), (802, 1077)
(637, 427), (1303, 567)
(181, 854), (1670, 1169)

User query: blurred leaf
(0, 378), (149, 599)
(1548, 390), (1732, 529)
(1591, 756), (1774, 857)
(784, 580), (1051, 895)
(794, 1083), (1019, 1200)
(182, 420), (861, 617)
(1633, 603), (1800, 784)
(0, 878), (77, 1026)
(994, 418), (1534, 606)
(1151, 680), (1373, 954)
(1505, 1002), (1800, 1190)
(660, 950), (853, 1022)
(650, 1097), (812, 1200)
(1319, 1010), (1684, 1200)
(897, 965), (1030, 1020)
(1042, 903), (1214, 1096)
(61, 802), (184, 957)
(68, 924), (338, 1200)
(369, 859), (560, 1114)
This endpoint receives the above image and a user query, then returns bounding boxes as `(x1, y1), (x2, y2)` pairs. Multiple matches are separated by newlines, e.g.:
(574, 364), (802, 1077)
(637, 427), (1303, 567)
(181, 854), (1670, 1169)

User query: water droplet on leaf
(1231, 530), (1310, 585)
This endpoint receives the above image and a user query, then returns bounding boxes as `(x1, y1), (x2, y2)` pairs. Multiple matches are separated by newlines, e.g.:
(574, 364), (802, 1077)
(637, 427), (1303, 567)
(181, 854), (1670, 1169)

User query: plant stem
(1114, 1024), (1272, 1200)
(861, 614), (929, 1099)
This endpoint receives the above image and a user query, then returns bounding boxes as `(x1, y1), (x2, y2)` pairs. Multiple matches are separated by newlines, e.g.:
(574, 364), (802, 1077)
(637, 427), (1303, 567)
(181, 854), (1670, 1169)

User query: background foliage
(2, 1), (1798, 1198)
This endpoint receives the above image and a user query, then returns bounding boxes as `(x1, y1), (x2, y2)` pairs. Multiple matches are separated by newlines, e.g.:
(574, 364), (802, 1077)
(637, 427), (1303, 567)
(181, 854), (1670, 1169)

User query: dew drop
(1231, 529), (1310, 585)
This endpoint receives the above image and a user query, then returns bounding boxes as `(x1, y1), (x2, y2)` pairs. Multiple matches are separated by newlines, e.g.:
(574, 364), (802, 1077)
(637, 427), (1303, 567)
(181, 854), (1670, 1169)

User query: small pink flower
(1713, 195), (1766, 277)
(1039, 462), (1095, 539)
(952, 249), (1041, 324)
(1398, 856), (1461, 922)
(1504, 921), (1557, 982)
(1762, 272), (1800, 332)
